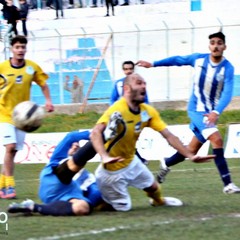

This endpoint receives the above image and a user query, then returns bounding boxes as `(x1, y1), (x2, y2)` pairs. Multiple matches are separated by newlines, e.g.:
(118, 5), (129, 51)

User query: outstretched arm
(160, 128), (215, 163)
(136, 60), (153, 68)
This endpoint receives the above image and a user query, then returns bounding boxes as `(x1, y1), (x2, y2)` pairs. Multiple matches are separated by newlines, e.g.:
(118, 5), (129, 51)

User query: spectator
(105, 0), (114, 17)
(67, 0), (74, 8)
(54, 0), (64, 19)
(2, 0), (20, 38)
(64, 75), (84, 103)
(19, 0), (28, 36)
(29, 0), (37, 9)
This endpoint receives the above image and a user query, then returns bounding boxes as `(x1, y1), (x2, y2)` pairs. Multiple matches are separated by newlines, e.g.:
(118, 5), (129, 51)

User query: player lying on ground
(8, 130), (108, 216)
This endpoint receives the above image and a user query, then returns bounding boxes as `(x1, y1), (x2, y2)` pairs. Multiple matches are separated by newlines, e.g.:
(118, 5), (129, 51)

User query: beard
(129, 86), (145, 104)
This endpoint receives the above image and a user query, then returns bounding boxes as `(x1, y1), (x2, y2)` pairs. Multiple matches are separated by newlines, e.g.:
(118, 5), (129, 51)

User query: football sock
(53, 160), (76, 184)
(165, 152), (185, 167)
(72, 141), (96, 167)
(5, 176), (15, 188)
(0, 174), (6, 189)
(54, 142), (96, 184)
(146, 184), (165, 205)
(34, 201), (74, 216)
(213, 148), (231, 186)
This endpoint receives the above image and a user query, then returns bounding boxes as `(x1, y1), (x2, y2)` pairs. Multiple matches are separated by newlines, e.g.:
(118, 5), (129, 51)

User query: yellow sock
(146, 184), (165, 206)
(5, 176), (15, 188)
(0, 174), (6, 189)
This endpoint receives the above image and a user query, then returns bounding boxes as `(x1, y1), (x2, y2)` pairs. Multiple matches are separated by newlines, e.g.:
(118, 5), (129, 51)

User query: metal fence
(1, 5), (240, 104)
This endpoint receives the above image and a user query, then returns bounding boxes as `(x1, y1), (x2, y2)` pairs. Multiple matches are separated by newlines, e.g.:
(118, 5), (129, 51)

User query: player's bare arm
(135, 60), (153, 68)
(159, 128), (215, 163)
(40, 84), (54, 112)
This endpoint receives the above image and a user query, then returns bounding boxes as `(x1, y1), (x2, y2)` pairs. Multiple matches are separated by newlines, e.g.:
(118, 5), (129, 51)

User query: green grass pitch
(1, 160), (240, 240)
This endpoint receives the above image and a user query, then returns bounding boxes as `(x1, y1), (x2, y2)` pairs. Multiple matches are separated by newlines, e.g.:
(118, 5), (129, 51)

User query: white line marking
(16, 166), (240, 183)
(26, 214), (240, 240)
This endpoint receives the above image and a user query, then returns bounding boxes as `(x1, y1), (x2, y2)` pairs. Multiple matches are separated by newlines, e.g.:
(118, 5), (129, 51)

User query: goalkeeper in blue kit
(137, 31), (240, 194)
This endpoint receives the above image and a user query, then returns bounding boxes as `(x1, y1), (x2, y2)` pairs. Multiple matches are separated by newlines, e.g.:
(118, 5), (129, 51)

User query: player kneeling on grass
(8, 130), (106, 216)
(90, 73), (215, 211)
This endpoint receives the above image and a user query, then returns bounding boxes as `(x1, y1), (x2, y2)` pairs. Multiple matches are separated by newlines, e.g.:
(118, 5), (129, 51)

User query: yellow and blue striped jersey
(97, 97), (167, 171)
(0, 59), (48, 124)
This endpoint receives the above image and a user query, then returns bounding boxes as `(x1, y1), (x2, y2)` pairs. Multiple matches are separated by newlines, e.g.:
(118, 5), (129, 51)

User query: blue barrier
(31, 37), (112, 105)
(190, 0), (201, 11)
(233, 75), (240, 97)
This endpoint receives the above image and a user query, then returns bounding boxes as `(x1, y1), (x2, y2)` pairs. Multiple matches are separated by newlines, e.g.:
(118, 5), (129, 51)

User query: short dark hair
(122, 61), (135, 69)
(10, 35), (28, 46)
(208, 32), (225, 43)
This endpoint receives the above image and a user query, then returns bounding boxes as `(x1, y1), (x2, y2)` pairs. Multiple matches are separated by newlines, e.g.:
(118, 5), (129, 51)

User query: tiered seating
(31, 37), (112, 105)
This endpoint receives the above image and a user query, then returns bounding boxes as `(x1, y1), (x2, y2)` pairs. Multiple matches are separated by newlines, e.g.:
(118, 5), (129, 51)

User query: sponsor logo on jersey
(16, 75), (23, 84)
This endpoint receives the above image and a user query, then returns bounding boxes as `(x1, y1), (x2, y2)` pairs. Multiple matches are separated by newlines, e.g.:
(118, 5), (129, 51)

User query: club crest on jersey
(216, 73), (224, 82)
(26, 66), (34, 75)
(141, 111), (150, 122)
(16, 75), (23, 83)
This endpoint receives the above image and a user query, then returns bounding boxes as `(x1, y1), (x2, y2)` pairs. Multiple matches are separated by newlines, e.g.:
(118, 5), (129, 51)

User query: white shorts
(0, 123), (26, 150)
(95, 156), (154, 211)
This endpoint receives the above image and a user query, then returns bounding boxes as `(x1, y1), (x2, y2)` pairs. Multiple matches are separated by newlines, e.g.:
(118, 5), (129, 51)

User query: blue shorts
(188, 111), (216, 143)
(39, 166), (102, 208)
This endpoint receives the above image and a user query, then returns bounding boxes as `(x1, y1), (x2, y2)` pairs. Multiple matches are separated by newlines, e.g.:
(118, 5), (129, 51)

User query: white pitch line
(16, 166), (240, 183)
(26, 213), (240, 240)
(152, 165), (240, 174)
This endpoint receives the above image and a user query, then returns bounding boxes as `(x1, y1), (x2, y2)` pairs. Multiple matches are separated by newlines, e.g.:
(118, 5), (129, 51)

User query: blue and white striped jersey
(153, 53), (234, 114)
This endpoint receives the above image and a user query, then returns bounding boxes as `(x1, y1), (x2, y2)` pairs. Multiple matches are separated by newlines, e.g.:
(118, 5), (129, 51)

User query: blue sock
(213, 148), (231, 186)
(165, 152), (185, 167)
(34, 201), (74, 216)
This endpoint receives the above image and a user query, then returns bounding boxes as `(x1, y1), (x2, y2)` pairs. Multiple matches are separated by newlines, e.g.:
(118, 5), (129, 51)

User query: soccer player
(136, 31), (240, 194)
(90, 73), (214, 211)
(110, 60), (149, 165)
(8, 130), (104, 216)
(110, 60), (149, 105)
(0, 35), (54, 199)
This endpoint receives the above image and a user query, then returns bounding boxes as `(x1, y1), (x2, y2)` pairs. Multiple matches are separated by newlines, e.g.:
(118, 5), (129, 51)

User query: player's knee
(208, 132), (223, 148)
(114, 204), (131, 211)
(71, 200), (91, 216)
(212, 138), (223, 148)
(112, 200), (131, 211)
